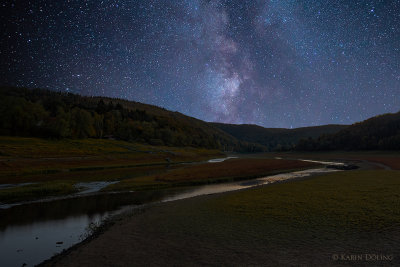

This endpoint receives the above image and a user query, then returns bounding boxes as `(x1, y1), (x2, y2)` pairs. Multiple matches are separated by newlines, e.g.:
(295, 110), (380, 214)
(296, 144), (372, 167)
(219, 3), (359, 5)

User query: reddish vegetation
(364, 158), (400, 170)
(0, 153), (213, 183)
(155, 158), (318, 182)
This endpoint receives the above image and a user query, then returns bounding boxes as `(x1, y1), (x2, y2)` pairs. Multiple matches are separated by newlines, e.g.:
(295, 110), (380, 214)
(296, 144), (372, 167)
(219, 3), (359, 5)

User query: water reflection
(162, 168), (339, 202)
(75, 181), (119, 195)
(0, 190), (176, 267)
(207, 156), (237, 163)
(0, 165), (340, 266)
(0, 191), (171, 232)
(0, 215), (103, 267)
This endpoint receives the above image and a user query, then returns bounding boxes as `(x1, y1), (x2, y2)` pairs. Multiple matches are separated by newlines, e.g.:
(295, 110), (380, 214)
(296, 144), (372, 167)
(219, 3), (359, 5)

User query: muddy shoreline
(38, 158), (400, 266)
(38, 169), (340, 266)
(39, 166), (400, 267)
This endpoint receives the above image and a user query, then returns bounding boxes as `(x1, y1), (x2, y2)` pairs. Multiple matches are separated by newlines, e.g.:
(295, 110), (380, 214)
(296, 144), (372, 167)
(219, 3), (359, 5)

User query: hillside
(296, 111), (400, 150)
(0, 86), (266, 152)
(2, 86), (396, 152)
(211, 123), (348, 151)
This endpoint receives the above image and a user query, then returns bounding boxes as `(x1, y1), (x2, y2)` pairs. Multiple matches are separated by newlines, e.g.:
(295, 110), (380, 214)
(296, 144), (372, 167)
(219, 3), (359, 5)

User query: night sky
(1, 1), (399, 128)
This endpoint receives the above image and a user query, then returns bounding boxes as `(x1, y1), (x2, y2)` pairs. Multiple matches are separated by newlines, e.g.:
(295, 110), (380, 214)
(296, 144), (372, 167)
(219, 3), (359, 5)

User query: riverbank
(0, 136), (324, 204)
(1, 163), (334, 266)
(1, 136), (396, 204)
(0, 158), (318, 205)
(0, 136), (224, 203)
(42, 169), (400, 266)
(103, 158), (319, 191)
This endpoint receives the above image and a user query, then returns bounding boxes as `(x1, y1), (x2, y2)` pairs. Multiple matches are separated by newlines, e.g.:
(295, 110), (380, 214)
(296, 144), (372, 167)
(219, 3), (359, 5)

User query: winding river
(0, 158), (343, 267)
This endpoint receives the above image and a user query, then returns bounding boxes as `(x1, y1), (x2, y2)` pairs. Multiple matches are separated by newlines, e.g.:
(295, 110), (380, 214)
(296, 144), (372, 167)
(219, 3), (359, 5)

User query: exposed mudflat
(43, 191), (400, 267)
(42, 168), (400, 266)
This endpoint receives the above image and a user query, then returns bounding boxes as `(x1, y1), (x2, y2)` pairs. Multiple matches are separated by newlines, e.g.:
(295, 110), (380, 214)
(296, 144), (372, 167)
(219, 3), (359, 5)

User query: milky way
(1, 0), (399, 127)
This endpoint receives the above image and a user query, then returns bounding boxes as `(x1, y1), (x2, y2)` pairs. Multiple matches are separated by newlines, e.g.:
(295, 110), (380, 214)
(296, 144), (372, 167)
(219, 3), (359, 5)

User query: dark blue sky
(1, 0), (399, 128)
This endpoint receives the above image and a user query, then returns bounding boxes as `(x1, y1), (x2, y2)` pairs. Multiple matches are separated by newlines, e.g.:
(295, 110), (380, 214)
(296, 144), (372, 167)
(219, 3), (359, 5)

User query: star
(1, 0), (399, 128)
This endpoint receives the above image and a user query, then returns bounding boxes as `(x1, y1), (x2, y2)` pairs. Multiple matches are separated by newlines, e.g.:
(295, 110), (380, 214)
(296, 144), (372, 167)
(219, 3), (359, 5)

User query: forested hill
(295, 111), (400, 151)
(0, 86), (266, 152)
(211, 123), (348, 151)
(2, 86), (397, 152)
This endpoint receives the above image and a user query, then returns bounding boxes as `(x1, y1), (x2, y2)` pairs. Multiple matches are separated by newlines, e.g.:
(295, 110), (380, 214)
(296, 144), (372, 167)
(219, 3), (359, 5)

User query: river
(0, 159), (342, 267)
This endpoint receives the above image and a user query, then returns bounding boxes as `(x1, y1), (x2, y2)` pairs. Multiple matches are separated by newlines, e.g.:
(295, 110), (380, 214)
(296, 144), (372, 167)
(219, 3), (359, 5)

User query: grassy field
(0, 136), (224, 184)
(1, 136), (398, 207)
(48, 169), (400, 266)
(0, 136), (221, 159)
(212, 170), (400, 233)
(140, 169), (400, 246)
(0, 181), (76, 204)
(0, 137), (317, 203)
(0, 136), (223, 203)
(0, 136), (322, 203)
(103, 158), (318, 191)
(0, 136), (223, 180)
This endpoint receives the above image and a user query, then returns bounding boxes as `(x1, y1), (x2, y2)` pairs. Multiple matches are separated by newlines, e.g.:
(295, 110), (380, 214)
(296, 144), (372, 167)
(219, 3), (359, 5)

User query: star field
(1, 0), (399, 128)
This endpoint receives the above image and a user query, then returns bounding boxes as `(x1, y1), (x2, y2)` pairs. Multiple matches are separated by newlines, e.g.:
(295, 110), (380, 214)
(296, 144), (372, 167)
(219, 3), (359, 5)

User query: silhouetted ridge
(295, 112), (400, 150)
(211, 122), (348, 151)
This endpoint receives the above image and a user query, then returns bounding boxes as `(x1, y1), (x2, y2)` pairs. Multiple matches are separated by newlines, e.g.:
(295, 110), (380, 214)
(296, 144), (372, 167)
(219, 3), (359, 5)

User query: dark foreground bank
(41, 169), (400, 266)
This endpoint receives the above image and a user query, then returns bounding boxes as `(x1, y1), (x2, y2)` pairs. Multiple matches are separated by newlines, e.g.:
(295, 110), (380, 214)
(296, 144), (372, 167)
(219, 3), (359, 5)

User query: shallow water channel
(0, 159), (342, 267)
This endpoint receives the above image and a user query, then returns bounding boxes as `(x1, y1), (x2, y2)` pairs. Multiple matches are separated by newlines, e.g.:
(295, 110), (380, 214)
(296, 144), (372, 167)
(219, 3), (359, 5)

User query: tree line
(0, 87), (267, 152)
(295, 112), (400, 151)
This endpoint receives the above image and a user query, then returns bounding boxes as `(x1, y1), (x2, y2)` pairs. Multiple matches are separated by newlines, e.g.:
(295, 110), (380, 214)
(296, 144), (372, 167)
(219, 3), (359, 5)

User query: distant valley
(1, 86), (399, 152)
